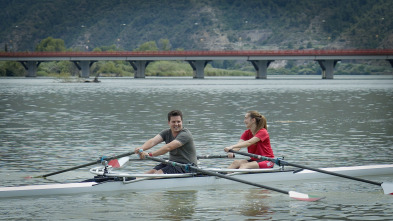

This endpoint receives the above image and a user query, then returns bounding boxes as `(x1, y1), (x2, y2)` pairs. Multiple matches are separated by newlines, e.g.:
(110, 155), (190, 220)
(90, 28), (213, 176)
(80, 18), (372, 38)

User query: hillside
(1, 0), (393, 52)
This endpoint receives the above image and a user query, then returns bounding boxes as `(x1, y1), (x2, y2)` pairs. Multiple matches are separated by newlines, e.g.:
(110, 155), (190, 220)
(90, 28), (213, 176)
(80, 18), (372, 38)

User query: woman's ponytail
(247, 110), (267, 132)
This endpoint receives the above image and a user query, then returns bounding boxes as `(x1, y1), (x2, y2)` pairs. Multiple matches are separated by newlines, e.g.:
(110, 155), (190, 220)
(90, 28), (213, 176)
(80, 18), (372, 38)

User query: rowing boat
(1, 164), (392, 198)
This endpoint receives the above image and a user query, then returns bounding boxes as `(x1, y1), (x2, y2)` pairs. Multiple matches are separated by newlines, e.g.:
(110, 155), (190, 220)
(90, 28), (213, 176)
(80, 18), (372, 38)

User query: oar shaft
(41, 151), (135, 178)
(146, 156), (288, 195)
(128, 155), (230, 162)
(41, 161), (98, 178)
(197, 155), (231, 159)
(229, 150), (382, 186)
(284, 161), (382, 186)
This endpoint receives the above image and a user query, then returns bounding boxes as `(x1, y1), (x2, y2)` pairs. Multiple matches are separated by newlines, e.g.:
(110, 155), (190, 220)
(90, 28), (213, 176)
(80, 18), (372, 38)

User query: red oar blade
(108, 156), (129, 168)
(108, 159), (120, 168)
(381, 182), (393, 195)
(289, 191), (325, 202)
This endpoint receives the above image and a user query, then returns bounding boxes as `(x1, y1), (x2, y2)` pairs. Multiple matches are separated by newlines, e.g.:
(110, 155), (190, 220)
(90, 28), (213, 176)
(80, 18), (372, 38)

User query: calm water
(1, 76), (393, 220)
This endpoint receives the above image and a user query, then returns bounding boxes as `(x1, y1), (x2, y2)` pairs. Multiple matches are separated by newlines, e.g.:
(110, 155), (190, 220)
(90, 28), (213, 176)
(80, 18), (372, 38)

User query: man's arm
(150, 139), (183, 156)
(134, 134), (164, 153)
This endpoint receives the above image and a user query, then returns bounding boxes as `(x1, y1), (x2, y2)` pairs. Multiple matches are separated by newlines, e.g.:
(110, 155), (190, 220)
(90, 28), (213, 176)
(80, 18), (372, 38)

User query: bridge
(1, 49), (392, 79)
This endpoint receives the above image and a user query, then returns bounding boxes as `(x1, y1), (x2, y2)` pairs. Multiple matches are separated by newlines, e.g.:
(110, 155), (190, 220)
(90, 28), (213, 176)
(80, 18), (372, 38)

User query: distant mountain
(1, 0), (392, 52)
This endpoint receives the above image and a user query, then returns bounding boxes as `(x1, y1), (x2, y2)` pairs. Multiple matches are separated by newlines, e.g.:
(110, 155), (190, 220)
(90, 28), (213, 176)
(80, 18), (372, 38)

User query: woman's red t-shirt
(241, 128), (274, 160)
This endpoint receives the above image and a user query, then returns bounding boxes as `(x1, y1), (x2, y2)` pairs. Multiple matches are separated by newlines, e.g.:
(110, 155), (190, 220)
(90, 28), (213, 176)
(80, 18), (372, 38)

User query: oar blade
(288, 191), (325, 202)
(108, 156), (129, 168)
(381, 182), (393, 195)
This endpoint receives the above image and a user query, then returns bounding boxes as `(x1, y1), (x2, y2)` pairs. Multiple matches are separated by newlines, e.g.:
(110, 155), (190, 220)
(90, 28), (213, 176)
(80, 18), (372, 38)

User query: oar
(108, 156), (130, 168)
(146, 156), (324, 201)
(197, 154), (232, 159)
(116, 154), (232, 163)
(32, 151), (136, 178)
(229, 150), (393, 195)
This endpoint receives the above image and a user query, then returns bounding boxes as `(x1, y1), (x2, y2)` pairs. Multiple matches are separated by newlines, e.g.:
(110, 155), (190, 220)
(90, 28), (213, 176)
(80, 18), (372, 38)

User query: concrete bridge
(1, 49), (392, 79)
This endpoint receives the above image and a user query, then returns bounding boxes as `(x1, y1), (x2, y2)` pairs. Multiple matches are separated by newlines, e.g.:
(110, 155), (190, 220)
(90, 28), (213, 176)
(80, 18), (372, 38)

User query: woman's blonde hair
(247, 110), (267, 132)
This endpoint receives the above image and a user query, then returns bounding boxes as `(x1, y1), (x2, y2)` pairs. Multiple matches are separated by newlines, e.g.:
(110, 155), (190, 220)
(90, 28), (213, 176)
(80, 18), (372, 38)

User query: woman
(224, 111), (275, 169)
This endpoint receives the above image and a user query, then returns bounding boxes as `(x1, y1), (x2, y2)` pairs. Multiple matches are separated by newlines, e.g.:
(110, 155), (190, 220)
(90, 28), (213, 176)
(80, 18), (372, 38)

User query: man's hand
(134, 147), (142, 154)
(138, 151), (149, 159)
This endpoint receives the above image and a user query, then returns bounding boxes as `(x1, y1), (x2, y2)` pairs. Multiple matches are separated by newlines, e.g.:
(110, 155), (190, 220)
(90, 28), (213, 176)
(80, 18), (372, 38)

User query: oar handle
(40, 151), (135, 178)
(228, 150), (278, 164)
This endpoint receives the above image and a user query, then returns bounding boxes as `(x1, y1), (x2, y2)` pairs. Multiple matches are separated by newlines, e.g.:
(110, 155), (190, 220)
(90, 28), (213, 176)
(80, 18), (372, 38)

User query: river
(1, 75), (393, 220)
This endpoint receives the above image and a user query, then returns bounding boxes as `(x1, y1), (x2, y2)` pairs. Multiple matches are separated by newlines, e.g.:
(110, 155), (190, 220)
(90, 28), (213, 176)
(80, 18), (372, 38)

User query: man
(134, 110), (197, 174)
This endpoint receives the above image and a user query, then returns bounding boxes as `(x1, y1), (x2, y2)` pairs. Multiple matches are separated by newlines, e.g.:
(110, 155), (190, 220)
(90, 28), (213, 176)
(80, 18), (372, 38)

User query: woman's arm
(224, 137), (260, 152)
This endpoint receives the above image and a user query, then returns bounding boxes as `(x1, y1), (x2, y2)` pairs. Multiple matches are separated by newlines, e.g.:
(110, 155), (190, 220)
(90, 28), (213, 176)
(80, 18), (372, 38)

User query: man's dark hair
(168, 110), (183, 121)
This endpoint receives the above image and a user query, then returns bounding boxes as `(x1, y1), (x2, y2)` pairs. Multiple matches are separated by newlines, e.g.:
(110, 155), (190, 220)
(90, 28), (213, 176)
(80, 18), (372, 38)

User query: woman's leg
(238, 161), (260, 169)
(228, 159), (249, 169)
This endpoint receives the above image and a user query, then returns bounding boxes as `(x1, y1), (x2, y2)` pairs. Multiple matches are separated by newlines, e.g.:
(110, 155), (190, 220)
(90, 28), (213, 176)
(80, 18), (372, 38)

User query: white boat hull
(1, 164), (392, 198)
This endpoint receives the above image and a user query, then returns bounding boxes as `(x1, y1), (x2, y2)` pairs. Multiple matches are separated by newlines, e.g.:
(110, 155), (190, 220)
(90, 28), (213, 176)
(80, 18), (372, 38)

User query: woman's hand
(224, 146), (232, 152)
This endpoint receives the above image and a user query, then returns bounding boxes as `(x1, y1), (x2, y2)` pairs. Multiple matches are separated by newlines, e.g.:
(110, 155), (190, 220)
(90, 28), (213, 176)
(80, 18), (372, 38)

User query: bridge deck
(1, 50), (392, 79)
(1, 49), (393, 61)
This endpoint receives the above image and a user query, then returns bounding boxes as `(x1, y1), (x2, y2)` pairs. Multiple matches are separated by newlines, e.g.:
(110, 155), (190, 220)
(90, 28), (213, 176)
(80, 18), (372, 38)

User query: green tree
(35, 37), (66, 52)
(134, 41), (159, 51)
(159, 39), (171, 51)
(93, 45), (119, 52)
(0, 61), (25, 76)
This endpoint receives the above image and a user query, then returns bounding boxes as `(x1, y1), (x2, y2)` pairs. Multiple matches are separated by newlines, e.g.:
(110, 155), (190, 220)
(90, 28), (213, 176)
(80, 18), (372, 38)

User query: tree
(93, 45), (119, 52)
(0, 61), (25, 76)
(35, 37), (66, 52)
(134, 41), (158, 51)
(159, 39), (171, 51)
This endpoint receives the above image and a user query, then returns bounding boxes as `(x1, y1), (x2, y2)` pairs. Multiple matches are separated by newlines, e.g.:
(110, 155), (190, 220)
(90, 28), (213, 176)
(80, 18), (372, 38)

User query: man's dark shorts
(153, 163), (193, 174)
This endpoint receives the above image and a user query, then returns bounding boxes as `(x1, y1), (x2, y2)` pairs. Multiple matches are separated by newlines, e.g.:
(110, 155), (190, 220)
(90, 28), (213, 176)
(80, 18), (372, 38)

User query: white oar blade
(108, 156), (129, 168)
(381, 182), (393, 195)
(288, 191), (325, 202)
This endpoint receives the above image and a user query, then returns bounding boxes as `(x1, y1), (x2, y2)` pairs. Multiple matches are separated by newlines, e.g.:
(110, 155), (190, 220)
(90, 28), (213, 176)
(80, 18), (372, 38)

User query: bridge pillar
(73, 61), (96, 78)
(188, 60), (210, 79)
(19, 61), (41, 77)
(250, 60), (274, 79)
(128, 61), (150, 78)
(388, 59), (393, 68)
(317, 60), (339, 79)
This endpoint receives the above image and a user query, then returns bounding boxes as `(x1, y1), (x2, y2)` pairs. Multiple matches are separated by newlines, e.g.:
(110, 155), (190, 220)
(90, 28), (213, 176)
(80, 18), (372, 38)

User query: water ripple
(1, 77), (393, 219)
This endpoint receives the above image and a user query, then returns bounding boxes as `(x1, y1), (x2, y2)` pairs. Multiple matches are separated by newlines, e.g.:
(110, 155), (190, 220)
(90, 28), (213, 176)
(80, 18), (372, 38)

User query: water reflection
(238, 189), (273, 218)
(159, 191), (197, 220)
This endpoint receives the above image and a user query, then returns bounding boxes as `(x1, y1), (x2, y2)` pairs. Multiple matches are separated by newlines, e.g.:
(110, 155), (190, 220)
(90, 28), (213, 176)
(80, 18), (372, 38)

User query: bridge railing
(1, 49), (393, 58)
